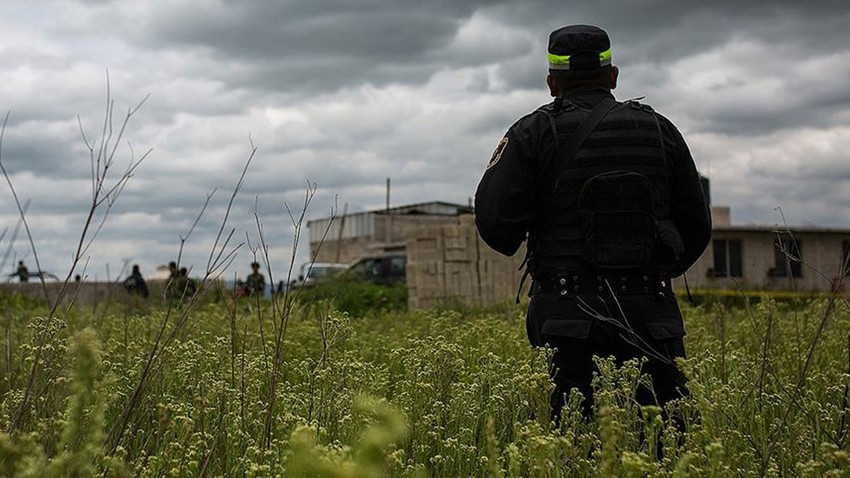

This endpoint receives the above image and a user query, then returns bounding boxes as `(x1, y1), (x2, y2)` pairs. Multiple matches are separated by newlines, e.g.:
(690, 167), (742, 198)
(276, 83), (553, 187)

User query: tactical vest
(528, 99), (680, 279)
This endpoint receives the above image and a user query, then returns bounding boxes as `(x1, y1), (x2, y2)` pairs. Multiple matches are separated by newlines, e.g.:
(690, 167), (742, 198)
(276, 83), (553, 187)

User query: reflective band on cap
(547, 52), (571, 70)
(548, 48), (612, 70)
(599, 48), (612, 66)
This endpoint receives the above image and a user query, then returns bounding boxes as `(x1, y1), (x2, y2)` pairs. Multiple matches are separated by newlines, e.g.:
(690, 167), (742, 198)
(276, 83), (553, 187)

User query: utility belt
(531, 273), (672, 297)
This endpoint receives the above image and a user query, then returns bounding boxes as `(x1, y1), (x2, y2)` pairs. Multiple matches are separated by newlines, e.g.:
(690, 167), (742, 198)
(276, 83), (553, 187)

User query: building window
(842, 240), (850, 276)
(773, 237), (802, 278)
(712, 239), (743, 277)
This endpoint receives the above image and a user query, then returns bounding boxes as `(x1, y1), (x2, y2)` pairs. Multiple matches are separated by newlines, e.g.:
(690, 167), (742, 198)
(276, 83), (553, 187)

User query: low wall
(0, 281), (171, 309)
(406, 214), (523, 309)
(405, 215), (850, 309)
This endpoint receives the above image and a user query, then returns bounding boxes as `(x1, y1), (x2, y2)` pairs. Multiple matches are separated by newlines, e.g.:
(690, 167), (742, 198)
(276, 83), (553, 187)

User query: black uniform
(123, 267), (150, 298)
(475, 84), (711, 419)
(12, 261), (29, 283)
(245, 263), (266, 297)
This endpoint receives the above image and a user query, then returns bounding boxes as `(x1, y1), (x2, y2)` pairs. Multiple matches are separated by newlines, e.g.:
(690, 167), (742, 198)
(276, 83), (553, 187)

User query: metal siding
(388, 202), (468, 216)
(308, 202), (473, 244)
(309, 213), (375, 243)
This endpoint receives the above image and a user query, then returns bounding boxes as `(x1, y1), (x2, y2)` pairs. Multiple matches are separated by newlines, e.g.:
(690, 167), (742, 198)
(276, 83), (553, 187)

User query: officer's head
(251, 261), (260, 271)
(546, 25), (618, 97)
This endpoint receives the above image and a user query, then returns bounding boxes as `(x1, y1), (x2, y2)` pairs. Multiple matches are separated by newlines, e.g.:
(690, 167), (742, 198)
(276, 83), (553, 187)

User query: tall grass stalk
(104, 142), (256, 453)
(1, 78), (152, 433)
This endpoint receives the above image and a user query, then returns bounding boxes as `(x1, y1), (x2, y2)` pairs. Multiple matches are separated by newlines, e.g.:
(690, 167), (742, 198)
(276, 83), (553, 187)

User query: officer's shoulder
(619, 96), (658, 114)
(620, 98), (683, 133)
(502, 103), (553, 138)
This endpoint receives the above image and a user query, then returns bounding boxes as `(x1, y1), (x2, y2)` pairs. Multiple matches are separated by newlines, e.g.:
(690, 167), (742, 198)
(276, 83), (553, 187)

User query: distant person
(178, 266), (197, 297)
(245, 261), (266, 297)
(8, 260), (29, 283)
(233, 279), (248, 300)
(74, 274), (82, 283)
(164, 260), (179, 299)
(123, 264), (149, 298)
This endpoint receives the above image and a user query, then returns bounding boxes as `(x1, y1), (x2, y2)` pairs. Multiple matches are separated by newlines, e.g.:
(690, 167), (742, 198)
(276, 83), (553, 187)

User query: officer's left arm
(661, 117), (712, 271)
(474, 127), (536, 257)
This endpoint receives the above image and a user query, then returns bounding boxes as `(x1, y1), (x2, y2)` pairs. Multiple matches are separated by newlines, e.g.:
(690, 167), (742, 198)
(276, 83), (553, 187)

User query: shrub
(294, 277), (408, 317)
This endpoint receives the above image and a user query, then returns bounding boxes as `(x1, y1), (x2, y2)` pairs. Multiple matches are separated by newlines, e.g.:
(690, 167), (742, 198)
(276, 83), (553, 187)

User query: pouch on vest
(578, 170), (657, 269)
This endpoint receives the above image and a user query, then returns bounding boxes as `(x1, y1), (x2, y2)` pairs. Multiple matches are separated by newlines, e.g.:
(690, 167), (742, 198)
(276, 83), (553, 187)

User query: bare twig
(0, 200), (30, 277)
(837, 331), (850, 448)
(3, 77), (152, 432)
(261, 183), (339, 449)
(0, 113), (50, 304)
(105, 140), (253, 453)
(574, 284), (674, 366)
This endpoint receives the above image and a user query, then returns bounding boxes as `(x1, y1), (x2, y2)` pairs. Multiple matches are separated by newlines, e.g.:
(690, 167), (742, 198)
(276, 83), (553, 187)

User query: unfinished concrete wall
(0, 281), (170, 309)
(312, 236), (382, 265)
(406, 214), (523, 308)
(311, 214), (470, 265)
(407, 216), (850, 308)
(1, 282), (115, 307)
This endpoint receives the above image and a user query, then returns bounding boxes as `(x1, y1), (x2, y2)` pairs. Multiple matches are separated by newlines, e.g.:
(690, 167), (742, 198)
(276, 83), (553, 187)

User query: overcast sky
(1, 0), (849, 283)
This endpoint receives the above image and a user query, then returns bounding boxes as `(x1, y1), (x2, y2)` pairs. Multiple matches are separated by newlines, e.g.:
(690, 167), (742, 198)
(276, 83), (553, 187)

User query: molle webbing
(530, 100), (671, 276)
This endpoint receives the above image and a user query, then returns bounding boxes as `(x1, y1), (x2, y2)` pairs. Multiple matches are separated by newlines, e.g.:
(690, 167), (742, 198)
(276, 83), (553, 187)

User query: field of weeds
(0, 290), (849, 477)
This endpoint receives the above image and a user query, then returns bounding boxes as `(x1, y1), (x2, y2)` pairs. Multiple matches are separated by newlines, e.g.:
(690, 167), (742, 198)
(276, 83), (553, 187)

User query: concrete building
(306, 196), (850, 308)
(307, 201), (473, 265)
(8, 203), (844, 310)
(685, 206), (850, 294)
(404, 206), (850, 308)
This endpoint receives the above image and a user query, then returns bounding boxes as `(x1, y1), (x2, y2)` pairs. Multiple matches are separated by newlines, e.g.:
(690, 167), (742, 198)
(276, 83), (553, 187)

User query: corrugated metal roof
(307, 201), (473, 243)
(381, 201), (473, 216)
(309, 212), (375, 241)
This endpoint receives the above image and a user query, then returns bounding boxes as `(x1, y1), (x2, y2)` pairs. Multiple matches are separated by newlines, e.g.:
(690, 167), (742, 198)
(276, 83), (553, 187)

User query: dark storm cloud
(72, 0), (515, 93)
(487, 0), (849, 64)
(3, 0), (850, 277)
(144, 2), (469, 59)
(483, 1), (850, 135)
(0, 109), (159, 181)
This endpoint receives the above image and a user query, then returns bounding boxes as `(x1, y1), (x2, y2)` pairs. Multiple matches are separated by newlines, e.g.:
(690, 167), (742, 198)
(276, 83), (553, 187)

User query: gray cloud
(2, 0), (850, 278)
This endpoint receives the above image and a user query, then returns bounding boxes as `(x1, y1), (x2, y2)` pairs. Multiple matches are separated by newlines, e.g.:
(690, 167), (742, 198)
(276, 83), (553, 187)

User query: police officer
(475, 25), (711, 422)
(123, 264), (150, 298)
(245, 261), (266, 297)
(11, 260), (29, 283)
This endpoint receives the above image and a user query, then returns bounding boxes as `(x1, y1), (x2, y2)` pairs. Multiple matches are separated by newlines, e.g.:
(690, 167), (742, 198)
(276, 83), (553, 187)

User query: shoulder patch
(487, 137), (509, 169)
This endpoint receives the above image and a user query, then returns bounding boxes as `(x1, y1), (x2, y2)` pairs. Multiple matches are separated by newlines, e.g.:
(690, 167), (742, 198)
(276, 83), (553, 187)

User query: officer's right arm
(474, 128), (536, 257)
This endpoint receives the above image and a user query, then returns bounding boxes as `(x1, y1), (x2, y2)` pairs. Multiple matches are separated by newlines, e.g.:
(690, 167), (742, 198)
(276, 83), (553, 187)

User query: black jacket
(474, 85), (711, 277)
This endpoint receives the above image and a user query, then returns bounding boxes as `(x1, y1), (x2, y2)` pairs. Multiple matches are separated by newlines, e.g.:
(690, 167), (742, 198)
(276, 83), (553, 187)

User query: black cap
(548, 24), (612, 77)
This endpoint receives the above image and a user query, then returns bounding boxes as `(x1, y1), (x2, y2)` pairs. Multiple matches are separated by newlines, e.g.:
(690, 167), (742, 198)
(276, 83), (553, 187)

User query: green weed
(0, 296), (848, 476)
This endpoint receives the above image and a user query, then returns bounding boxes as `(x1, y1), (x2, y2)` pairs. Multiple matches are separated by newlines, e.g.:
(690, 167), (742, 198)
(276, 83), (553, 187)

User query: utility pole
(385, 177), (392, 245)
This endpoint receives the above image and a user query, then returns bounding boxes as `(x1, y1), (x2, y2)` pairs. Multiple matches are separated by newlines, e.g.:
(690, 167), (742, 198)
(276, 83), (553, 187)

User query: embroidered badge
(487, 137), (508, 169)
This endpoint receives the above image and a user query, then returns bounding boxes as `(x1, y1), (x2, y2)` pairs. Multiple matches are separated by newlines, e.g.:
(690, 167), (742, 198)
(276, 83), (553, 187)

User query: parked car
(291, 262), (348, 289)
(346, 254), (406, 285)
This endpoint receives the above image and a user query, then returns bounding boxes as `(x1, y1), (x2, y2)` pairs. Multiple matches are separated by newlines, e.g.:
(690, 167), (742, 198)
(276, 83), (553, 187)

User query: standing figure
(474, 25), (711, 423)
(178, 267), (197, 297)
(245, 261), (266, 297)
(164, 261), (179, 299)
(9, 260), (29, 283)
(123, 264), (150, 298)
